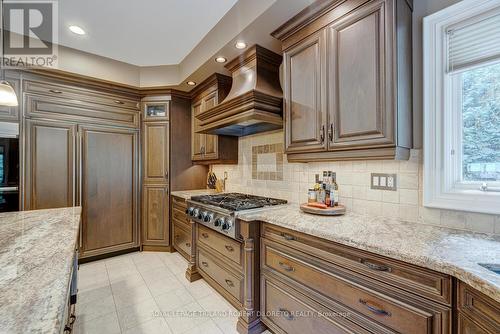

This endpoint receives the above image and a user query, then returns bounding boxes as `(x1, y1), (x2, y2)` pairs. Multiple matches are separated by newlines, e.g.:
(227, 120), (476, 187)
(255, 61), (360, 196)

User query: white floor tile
(77, 285), (113, 305)
(184, 319), (224, 334)
(116, 298), (161, 330)
(112, 283), (154, 309)
(76, 295), (116, 323)
(110, 272), (146, 295)
(163, 301), (210, 333)
(75, 311), (121, 334)
(140, 265), (175, 284)
(154, 286), (195, 312)
(146, 275), (184, 297)
(122, 317), (172, 334)
(184, 279), (216, 300)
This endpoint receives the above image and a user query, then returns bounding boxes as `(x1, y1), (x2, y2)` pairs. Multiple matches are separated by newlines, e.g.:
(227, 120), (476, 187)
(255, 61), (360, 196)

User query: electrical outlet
(371, 173), (397, 191)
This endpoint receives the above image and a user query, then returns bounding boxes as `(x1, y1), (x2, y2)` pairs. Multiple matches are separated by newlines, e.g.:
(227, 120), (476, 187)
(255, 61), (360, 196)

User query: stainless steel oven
(0, 122), (19, 212)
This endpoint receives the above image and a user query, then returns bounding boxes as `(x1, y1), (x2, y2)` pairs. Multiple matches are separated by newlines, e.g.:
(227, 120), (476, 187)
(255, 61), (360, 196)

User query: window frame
(423, 0), (500, 215)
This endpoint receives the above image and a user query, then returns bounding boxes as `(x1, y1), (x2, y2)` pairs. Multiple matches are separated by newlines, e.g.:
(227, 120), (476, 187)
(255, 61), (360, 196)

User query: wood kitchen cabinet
(23, 72), (142, 259)
(142, 121), (169, 184)
(79, 124), (139, 258)
(142, 185), (169, 248)
(273, 0), (413, 161)
(24, 119), (77, 210)
(190, 73), (238, 164)
(457, 282), (499, 334)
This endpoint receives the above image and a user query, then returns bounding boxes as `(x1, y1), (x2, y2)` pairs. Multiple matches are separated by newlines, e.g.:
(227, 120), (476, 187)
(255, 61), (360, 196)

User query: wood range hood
(196, 45), (283, 137)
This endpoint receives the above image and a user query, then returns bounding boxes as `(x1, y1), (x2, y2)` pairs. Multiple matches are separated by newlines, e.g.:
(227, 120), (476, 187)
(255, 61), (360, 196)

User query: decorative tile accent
(252, 143), (283, 181)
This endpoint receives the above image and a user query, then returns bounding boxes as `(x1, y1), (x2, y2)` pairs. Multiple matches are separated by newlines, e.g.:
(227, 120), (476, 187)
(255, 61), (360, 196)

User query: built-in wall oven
(0, 122), (19, 212)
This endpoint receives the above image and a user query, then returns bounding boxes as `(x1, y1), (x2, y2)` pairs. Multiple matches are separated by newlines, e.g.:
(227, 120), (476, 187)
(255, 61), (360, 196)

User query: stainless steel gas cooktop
(186, 193), (287, 240)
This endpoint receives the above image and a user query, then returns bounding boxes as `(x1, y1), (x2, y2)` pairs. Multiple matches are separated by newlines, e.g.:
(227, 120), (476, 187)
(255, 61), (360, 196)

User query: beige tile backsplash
(211, 130), (500, 235)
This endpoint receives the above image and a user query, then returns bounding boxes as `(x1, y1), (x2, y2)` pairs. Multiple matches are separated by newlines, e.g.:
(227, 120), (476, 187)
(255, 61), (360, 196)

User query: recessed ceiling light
(69, 25), (86, 35)
(186, 81), (196, 86)
(215, 56), (227, 63)
(235, 41), (247, 49)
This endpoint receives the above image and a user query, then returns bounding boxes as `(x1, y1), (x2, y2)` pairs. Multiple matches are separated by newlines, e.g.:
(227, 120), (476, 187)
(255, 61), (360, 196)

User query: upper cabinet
(190, 74), (238, 164)
(273, 0), (413, 161)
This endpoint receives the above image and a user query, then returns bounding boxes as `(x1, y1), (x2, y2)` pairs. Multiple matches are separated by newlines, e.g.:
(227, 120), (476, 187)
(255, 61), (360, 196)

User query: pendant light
(0, 0), (18, 107)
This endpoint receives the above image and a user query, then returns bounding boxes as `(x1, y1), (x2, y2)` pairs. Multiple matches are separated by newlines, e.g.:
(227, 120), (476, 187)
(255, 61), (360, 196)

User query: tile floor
(75, 251), (268, 334)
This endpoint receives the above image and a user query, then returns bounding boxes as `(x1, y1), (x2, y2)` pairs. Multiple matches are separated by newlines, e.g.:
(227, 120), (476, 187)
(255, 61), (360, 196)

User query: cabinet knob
(114, 100), (125, 105)
(225, 279), (234, 287)
(329, 123), (334, 142)
(49, 89), (63, 94)
(359, 299), (392, 317)
(320, 125), (325, 142)
(201, 261), (208, 267)
(278, 308), (294, 321)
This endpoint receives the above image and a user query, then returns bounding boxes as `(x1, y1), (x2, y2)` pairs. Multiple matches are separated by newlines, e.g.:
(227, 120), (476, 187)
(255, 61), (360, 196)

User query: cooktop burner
(190, 193), (287, 211)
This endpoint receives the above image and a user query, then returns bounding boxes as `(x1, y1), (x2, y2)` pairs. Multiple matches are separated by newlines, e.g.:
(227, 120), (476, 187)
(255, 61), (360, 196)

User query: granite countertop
(0, 207), (81, 334)
(237, 204), (500, 303)
(171, 189), (220, 200)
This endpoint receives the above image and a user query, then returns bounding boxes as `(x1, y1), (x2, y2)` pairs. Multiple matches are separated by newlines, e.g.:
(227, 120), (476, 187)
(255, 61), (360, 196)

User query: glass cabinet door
(143, 102), (169, 121)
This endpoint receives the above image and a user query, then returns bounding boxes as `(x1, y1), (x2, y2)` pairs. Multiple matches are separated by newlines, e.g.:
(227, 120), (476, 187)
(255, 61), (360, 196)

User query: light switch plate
(371, 173), (397, 191)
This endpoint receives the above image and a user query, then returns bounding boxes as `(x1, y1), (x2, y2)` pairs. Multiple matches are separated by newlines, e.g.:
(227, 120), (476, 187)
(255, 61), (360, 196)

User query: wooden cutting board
(300, 203), (346, 216)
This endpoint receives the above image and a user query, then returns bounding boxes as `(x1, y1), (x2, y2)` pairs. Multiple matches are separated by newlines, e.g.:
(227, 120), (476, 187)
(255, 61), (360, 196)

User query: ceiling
(58, 0), (238, 66)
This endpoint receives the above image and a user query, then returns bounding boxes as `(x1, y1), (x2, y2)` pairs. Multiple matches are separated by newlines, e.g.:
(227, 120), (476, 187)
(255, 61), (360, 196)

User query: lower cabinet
(171, 195), (191, 259)
(260, 223), (452, 334)
(142, 185), (169, 249)
(79, 124), (139, 258)
(457, 282), (499, 334)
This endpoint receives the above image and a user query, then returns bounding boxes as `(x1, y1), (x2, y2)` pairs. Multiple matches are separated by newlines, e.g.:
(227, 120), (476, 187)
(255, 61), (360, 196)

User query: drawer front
(262, 275), (372, 334)
(263, 240), (449, 334)
(197, 225), (242, 267)
(172, 207), (190, 228)
(24, 79), (140, 111)
(457, 312), (491, 334)
(25, 95), (139, 128)
(197, 249), (243, 302)
(173, 223), (191, 258)
(262, 223), (452, 305)
(172, 195), (187, 209)
(457, 282), (499, 333)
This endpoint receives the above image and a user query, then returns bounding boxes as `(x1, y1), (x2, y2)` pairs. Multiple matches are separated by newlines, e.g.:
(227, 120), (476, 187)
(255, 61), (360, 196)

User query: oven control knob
(186, 207), (194, 215)
(222, 219), (233, 231)
(192, 208), (199, 217)
(197, 211), (203, 219)
(214, 218), (224, 227)
(204, 213), (213, 223)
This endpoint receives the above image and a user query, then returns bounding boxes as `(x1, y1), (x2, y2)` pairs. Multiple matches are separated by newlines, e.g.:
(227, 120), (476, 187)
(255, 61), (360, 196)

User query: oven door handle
(0, 186), (19, 192)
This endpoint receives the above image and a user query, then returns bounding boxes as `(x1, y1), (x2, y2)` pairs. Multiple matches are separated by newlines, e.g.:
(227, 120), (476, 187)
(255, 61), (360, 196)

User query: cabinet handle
(225, 245), (234, 252)
(201, 233), (209, 239)
(185, 243), (191, 247)
(49, 89), (63, 94)
(165, 170), (168, 178)
(201, 261), (208, 267)
(320, 124), (325, 142)
(280, 232), (295, 241)
(359, 299), (392, 317)
(278, 261), (295, 272)
(114, 100), (125, 105)
(278, 308), (294, 321)
(225, 279), (234, 287)
(361, 259), (391, 272)
(329, 123), (334, 142)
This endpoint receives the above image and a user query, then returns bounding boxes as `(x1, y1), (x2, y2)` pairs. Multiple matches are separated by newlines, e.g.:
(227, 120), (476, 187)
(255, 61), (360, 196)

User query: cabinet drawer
(262, 275), (372, 334)
(262, 240), (451, 334)
(197, 249), (243, 303)
(24, 79), (140, 111)
(262, 223), (452, 305)
(172, 195), (187, 209)
(197, 225), (242, 268)
(172, 207), (189, 227)
(173, 223), (191, 259)
(457, 282), (499, 333)
(457, 312), (491, 334)
(25, 95), (139, 128)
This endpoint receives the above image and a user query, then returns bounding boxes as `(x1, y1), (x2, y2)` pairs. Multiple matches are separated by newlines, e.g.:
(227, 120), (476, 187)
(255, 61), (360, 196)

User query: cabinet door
(142, 185), (169, 247)
(328, 0), (394, 149)
(191, 100), (205, 160)
(284, 30), (327, 153)
(143, 122), (169, 183)
(79, 125), (139, 257)
(24, 119), (76, 210)
(202, 91), (218, 159)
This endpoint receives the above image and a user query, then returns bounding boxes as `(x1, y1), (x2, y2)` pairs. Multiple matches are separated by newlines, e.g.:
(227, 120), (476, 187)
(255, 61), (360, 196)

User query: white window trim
(423, 0), (500, 215)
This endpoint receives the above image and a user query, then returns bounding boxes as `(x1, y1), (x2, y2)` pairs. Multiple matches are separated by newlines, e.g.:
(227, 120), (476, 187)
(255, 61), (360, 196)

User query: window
(423, 0), (500, 214)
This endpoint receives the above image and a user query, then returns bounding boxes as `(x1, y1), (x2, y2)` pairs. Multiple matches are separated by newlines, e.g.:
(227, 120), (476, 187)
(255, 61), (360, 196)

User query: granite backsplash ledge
(211, 130), (500, 235)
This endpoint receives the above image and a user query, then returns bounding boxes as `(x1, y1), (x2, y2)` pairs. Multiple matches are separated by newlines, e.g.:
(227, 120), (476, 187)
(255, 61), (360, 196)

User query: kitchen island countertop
(237, 204), (500, 303)
(0, 207), (81, 334)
